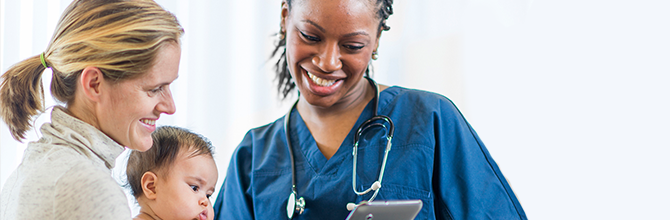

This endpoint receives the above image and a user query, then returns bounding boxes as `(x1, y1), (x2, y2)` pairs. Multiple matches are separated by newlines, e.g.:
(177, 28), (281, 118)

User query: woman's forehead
(292, 0), (376, 17)
(290, 0), (378, 30)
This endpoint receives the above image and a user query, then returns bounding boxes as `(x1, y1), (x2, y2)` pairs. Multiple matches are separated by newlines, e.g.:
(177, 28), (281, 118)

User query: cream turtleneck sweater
(1, 107), (131, 219)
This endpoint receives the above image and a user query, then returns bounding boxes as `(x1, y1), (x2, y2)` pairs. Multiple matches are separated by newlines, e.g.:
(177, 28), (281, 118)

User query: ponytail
(0, 55), (49, 141)
(1, 0), (183, 142)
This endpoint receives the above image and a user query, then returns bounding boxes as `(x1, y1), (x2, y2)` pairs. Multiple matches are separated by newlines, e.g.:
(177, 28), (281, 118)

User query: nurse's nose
(312, 41), (342, 72)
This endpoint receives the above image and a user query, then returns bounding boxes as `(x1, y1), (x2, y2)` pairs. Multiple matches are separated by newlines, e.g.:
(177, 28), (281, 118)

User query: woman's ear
(374, 27), (383, 53)
(78, 66), (104, 102)
(280, 1), (289, 34)
(141, 171), (159, 200)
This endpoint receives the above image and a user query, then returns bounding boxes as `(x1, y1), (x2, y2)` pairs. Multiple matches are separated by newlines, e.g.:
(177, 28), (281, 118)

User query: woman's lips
(139, 118), (156, 126)
(302, 68), (343, 96)
(139, 118), (157, 132)
(307, 72), (337, 87)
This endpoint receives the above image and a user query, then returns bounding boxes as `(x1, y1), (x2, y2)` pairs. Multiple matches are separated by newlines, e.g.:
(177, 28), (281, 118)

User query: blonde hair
(0, 0), (184, 141)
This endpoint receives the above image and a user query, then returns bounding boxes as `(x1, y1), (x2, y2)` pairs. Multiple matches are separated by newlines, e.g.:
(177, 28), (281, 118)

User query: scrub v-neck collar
(286, 87), (397, 176)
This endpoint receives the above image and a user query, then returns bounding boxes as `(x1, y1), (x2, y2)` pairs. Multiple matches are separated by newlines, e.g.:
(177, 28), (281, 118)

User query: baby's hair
(126, 126), (214, 198)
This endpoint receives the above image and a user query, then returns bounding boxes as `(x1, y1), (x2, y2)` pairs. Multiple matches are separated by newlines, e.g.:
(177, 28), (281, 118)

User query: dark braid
(272, 0), (394, 99)
(272, 34), (293, 98)
(377, 0), (394, 31)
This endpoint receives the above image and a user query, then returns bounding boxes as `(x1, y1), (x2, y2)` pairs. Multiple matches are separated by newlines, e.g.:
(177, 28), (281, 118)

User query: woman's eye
(300, 31), (320, 42)
(344, 45), (364, 51)
(149, 86), (164, 94)
(191, 185), (199, 192)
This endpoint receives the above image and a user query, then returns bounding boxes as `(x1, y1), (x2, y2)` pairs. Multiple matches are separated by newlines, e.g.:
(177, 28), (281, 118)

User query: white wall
(1, 0), (669, 219)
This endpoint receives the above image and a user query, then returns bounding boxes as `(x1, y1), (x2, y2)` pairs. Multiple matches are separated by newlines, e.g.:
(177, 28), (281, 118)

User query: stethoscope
(284, 77), (395, 219)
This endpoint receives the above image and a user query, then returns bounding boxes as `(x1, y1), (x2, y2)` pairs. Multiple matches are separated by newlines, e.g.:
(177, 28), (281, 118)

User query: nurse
(214, 0), (527, 219)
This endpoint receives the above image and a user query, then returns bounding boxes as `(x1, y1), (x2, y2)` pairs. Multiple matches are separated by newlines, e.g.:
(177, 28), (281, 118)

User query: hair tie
(40, 53), (48, 68)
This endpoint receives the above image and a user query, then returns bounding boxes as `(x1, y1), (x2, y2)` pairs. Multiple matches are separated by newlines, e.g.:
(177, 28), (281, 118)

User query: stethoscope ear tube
(353, 115), (395, 144)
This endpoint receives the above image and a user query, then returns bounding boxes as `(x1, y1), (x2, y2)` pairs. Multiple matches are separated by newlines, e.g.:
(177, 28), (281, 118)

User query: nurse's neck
(298, 79), (375, 120)
(297, 79), (385, 159)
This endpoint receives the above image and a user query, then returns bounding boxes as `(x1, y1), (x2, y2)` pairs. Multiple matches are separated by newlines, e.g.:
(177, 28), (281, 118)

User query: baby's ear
(141, 171), (158, 200)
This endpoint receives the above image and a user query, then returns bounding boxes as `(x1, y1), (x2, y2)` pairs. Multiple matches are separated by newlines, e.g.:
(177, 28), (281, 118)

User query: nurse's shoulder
(232, 116), (292, 168)
(381, 86), (462, 118)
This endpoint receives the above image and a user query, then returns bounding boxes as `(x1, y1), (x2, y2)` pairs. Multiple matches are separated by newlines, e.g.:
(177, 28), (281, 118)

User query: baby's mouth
(197, 209), (208, 220)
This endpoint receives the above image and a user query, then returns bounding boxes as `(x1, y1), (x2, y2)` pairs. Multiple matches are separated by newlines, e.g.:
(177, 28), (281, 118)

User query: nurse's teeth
(307, 72), (336, 87)
(140, 119), (156, 126)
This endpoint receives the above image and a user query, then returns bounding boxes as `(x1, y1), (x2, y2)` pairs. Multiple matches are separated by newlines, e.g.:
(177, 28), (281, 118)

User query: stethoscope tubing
(352, 115), (393, 198)
(284, 77), (394, 217)
(284, 101), (300, 196)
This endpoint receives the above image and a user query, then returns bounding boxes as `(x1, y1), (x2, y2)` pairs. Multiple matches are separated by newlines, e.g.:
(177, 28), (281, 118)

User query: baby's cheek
(208, 201), (215, 220)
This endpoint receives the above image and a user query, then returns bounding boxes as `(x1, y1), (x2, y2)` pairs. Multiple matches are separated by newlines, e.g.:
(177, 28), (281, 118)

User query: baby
(126, 126), (218, 220)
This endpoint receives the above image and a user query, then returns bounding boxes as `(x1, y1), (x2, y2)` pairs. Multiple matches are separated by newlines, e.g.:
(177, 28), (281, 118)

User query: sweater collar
(40, 106), (125, 169)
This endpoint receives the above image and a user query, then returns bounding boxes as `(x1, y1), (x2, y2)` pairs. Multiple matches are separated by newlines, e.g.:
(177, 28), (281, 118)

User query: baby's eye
(191, 185), (199, 192)
(206, 194), (212, 199)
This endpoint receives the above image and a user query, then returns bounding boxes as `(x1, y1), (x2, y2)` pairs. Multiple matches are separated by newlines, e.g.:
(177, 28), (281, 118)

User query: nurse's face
(281, 0), (380, 108)
(97, 43), (180, 151)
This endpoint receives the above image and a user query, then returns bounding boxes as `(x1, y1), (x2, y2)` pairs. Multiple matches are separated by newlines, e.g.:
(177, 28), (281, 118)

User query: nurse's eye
(190, 185), (199, 192)
(343, 44), (364, 51)
(300, 31), (320, 42)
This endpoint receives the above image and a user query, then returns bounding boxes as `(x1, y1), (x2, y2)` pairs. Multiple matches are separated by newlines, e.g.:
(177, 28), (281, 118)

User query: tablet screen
(345, 200), (423, 220)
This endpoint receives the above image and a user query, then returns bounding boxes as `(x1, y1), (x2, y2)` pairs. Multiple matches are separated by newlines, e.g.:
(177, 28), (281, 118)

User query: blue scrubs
(214, 87), (527, 220)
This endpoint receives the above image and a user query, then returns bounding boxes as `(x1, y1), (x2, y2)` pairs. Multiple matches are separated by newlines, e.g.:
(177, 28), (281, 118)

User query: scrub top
(214, 86), (527, 220)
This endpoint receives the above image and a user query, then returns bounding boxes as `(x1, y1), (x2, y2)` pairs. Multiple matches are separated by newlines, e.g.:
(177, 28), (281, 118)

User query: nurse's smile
(301, 67), (345, 96)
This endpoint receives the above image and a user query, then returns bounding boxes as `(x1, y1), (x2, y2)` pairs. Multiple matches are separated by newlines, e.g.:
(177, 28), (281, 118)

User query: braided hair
(272, 0), (394, 99)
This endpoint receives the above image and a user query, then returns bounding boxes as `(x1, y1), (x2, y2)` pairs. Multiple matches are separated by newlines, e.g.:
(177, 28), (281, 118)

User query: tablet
(345, 200), (423, 220)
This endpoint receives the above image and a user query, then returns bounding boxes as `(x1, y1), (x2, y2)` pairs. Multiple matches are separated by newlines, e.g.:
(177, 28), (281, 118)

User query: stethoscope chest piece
(287, 190), (305, 219)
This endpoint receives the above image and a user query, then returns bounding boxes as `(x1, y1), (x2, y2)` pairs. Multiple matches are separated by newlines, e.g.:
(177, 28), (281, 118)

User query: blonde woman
(0, 0), (183, 219)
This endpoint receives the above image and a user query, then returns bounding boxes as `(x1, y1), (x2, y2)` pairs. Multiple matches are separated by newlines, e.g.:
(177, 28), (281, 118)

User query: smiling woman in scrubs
(213, 0), (527, 219)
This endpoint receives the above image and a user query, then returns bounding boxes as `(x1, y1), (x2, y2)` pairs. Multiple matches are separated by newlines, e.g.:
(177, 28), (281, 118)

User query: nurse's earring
(371, 51), (379, 60)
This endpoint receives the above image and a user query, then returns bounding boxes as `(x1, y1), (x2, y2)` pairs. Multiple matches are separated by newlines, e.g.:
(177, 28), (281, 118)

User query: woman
(0, 0), (183, 219)
(214, 0), (527, 219)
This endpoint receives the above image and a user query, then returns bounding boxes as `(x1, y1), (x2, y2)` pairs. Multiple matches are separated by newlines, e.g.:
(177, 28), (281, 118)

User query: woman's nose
(156, 88), (176, 115)
(312, 42), (342, 72)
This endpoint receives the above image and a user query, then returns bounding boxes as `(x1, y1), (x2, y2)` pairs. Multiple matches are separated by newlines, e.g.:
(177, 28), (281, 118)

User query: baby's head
(127, 126), (218, 220)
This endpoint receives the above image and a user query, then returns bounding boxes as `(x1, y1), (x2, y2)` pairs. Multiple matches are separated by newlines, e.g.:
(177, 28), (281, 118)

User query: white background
(1, 0), (669, 219)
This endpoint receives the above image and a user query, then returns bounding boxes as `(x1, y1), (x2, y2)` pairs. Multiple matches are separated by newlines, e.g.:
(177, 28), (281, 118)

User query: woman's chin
(127, 139), (153, 152)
